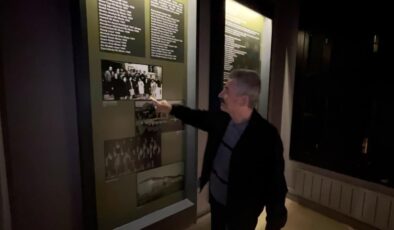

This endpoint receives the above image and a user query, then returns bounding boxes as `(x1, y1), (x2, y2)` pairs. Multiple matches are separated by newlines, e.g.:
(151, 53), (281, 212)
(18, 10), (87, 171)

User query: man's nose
(218, 90), (224, 98)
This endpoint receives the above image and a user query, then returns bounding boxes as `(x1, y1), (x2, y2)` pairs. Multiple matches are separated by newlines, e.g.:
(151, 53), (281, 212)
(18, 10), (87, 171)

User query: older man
(151, 69), (287, 230)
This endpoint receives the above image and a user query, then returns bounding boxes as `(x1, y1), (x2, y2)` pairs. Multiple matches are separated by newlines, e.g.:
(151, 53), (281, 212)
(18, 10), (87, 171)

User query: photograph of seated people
(151, 69), (288, 230)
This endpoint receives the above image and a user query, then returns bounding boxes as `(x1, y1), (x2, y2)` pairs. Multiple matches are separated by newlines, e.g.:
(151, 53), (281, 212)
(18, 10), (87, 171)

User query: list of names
(150, 0), (184, 62)
(224, 19), (261, 79)
(98, 0), (145, 56)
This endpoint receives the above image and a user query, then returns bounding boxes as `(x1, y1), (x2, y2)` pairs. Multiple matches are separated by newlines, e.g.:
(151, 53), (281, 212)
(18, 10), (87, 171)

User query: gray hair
(229, 69), (261, 108)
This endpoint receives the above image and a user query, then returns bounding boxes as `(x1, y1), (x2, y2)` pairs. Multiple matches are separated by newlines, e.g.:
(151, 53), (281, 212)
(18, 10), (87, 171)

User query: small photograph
(134, 100), (184, 135)
(102, 60), (163, 101)
(104, 137), (136, 182)
(133, 129), (162, 172)
(137, 162), (184, 206)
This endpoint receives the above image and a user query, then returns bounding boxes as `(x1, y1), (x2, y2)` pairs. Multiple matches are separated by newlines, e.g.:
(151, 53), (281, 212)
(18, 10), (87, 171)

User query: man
(103, 66), (114, 95)
(151, 69), (287, 230)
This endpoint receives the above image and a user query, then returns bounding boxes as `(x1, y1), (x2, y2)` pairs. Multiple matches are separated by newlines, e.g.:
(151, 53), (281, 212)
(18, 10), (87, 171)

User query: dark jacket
(171, 105), (288, 229)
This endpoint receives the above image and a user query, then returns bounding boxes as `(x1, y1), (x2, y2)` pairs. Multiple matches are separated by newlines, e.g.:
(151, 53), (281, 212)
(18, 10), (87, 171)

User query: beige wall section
(196, 0), (211, 218)
(0, 113), (11, 230)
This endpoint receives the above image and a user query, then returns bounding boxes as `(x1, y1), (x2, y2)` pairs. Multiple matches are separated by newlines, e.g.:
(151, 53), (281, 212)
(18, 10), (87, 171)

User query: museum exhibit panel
(74, 0), (197, 229)
(219, 0), (273, 117)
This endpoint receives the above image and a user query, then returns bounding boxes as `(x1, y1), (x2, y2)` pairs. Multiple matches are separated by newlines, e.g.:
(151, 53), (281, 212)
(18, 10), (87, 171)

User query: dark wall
(290, 0), (394, 187)
(1, 0), (83, 229)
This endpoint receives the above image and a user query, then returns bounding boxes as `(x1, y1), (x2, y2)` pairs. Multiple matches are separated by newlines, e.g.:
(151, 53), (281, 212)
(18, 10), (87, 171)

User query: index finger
(149, 96), (159, 104)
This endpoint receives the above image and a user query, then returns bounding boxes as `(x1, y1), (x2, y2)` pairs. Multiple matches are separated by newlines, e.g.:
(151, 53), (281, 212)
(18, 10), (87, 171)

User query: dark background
(290, 0), (394, 187)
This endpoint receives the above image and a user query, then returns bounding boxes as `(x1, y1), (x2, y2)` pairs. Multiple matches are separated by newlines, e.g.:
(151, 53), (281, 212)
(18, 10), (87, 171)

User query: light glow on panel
(226, 0), (265, 31)
(224, 0), (272, 117)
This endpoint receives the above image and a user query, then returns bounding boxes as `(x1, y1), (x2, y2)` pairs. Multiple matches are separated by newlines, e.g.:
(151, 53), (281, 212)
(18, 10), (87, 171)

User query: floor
(186, 198), (354, 230)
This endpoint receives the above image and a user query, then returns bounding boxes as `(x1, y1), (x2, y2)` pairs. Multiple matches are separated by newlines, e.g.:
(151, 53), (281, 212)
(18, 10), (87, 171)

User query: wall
(269, 0), (394, 229)
(0, 0), (83, 229)
(0, 113), (11, 230)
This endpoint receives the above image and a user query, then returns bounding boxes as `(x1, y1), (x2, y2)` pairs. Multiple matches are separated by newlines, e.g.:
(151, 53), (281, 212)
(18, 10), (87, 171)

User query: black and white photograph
(104, 132), (162, 182)
(137, 162), (184, 206)
(134, 100), (184, 135)
(102, 60), (163, 101)
(133, 129), (162, 172)
(104, 137), (136, 182)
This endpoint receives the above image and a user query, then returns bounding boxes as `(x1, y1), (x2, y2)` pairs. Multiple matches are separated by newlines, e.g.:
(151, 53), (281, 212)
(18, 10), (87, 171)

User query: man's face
(218, 79), (242, 114)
